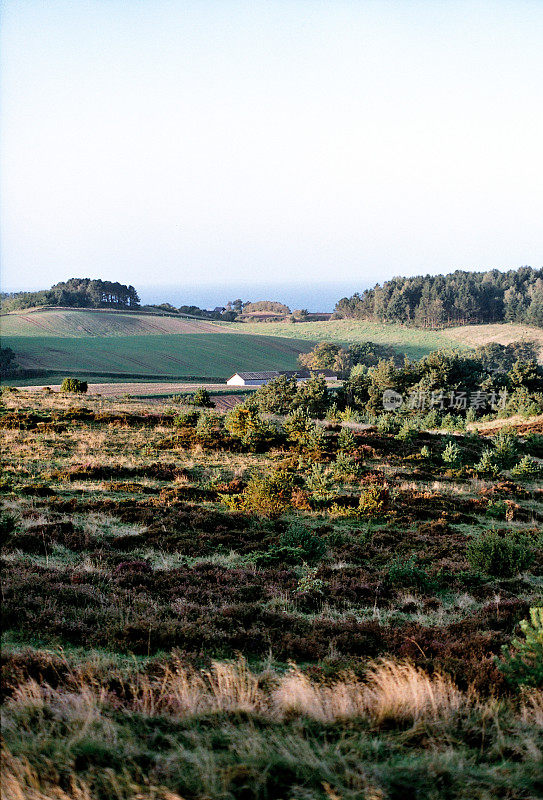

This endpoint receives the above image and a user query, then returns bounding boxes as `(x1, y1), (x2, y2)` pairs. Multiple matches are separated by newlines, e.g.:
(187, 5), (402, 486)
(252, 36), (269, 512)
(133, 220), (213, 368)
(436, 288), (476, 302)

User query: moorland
(1, 344), (542, 799)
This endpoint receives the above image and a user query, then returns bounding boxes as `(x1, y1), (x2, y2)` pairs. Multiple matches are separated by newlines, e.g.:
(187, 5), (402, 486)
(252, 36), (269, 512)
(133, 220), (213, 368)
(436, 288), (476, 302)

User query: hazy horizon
(1, 1), (542, 292)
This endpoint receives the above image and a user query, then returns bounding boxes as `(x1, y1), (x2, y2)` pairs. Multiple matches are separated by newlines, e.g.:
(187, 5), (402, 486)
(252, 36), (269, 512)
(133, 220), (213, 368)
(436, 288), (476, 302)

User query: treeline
(334, 267), (543, 328)
(1, 279), (140, 312)
(251, 340), (543, 421)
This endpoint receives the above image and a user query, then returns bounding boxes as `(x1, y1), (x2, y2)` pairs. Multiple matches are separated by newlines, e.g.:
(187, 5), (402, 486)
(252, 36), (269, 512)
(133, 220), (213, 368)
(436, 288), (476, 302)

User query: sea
(138, 281), (366, 313)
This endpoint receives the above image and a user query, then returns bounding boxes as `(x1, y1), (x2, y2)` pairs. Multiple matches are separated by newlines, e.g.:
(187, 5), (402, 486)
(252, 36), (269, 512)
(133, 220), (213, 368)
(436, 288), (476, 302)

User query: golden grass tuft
(362, 659), (466, 724)
(0, 750), (187, 800)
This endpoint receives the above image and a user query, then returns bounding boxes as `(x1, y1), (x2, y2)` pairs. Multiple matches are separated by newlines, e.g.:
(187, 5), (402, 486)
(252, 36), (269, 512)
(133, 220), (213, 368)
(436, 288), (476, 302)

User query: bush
(234, 470), (295, 516)
(474, 448), (500, 477)
(491, 431), (518, 468)
(304, 464), (335, 503)
(498, 607), (543, 688)
(466, 530), (535, 577)
(224, 404), (276, 451)
(192, 388), (215, 408)
(174, 410), (200, 427)
(280, 523), (327, 563)
(337, 426), (357, 453)
(358, 483), (389, 517)
(442, 440), (461, 466)
(510, 455), (541, 480)
(387, 554), (432, 590)
(60, 378), (87, 393)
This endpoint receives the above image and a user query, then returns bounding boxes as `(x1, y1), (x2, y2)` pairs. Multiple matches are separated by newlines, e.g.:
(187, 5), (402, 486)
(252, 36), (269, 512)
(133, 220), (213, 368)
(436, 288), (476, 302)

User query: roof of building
(230, 369), (337, 381)
(232, 371), (281, 380)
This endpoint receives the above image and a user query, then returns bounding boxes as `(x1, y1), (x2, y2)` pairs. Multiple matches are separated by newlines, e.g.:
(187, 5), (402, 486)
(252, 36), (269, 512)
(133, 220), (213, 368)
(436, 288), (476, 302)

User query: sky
(1, 0), (542, 305)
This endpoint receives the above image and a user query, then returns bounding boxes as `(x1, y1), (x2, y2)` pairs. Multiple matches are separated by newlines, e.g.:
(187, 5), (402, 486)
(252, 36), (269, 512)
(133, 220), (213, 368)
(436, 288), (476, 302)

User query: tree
(293, 376), (330, 417)
(298, 342), (341, 370)
(254, 374), (298, 414)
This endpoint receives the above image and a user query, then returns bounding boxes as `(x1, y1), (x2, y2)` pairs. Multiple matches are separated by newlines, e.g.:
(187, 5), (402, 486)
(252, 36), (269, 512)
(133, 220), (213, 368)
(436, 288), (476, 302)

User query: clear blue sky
(1, 0), (542, 296)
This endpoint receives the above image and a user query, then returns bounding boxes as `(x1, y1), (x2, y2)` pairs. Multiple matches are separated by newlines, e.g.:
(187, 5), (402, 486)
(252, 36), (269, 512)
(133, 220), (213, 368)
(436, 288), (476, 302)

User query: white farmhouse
(226, 369), (338, 387)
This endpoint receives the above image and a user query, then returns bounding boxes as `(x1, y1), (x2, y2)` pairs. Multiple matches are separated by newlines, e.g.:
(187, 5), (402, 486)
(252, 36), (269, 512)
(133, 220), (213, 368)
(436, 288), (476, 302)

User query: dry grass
(0, 750), (186, 800)
(6, 657), (483, 726)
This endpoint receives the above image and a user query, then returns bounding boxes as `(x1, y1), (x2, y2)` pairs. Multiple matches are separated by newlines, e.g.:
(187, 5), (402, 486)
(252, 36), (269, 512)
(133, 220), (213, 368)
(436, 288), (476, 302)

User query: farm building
(226, 369), (337, 386)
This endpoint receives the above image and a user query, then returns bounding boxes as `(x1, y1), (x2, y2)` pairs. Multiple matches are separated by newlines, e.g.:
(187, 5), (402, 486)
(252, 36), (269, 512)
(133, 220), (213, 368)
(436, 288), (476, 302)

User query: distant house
(226, 369), (337, 387)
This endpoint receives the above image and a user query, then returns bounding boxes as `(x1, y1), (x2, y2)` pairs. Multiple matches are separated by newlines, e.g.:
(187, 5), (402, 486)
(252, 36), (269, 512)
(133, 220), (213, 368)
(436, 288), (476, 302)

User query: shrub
(280, 523), (327, 563)
(395, 420), (418, 441)
(419, 445), (430, 459)
(238, 470), (295, 516)
(492, 431), (518, 468)
(485, 500), (507, 521)
(304, 464), (335, 503)
(498, 607), (543, 688)
(442, 440), (461, 466)
(174, 410), (200, 427)
(358, 483), (389, 517)
(510, 455), (541, 480)
(192, 388), (215, 407)
(387, 554), (432, 590)
(224, 404), (276, 451)
(195, 411), (225, 445)
(474, 448), (500, 477)
(284, 408), (324, 453)
(60, 378), (87, 393)
(466, 530), (535, 577)
(337, 426), (357, 453)
(376, 415), (398, 435)
(295, 566), (325, 595)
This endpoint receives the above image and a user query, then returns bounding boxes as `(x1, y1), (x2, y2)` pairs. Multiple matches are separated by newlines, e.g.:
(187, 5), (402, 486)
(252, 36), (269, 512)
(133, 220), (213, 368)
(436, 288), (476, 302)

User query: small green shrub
(387, 554), (432, 590)
(474, 448), (500, 477)
(280, 523), (326, 563)
(442, 440), (461, 466)
(60, 378), (87, 393)
(174, 410), (200, 427)
(358, 483), (389, 517)
(498, 607), (543, 688)
(192, 388), (215, 408)
(492, 431), (518, 468)
(510, 455), (541, 480)
(295, 566), (325, 595)
(485, 500), (507, 521)
(337, 426), (357, 453)
(466, 530), (535, 577)
(239, 470), (295, 516)
(305, 464), (335, 503)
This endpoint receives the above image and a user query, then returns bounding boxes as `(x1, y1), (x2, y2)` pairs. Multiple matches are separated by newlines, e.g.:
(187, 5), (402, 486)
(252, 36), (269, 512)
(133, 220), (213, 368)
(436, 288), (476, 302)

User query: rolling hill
(3, 308), (542, 383)
(1, 309), (313, 381)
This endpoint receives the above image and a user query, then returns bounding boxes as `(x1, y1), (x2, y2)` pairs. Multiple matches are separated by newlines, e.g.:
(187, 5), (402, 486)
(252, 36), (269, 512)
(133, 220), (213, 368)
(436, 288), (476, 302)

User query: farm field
(1, 332), (312, 381)
(445, 322), (543, 359)
(3, 307), (543, 385)
(1, 388), (542, 800)
(0, 307), (223, 337)
(228, 319), (457, 359)
(231, 319), (543, 360)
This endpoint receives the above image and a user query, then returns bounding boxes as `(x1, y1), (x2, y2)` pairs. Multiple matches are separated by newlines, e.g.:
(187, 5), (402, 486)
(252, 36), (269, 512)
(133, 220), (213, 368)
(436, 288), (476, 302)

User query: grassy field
(1, 332), (312, 381)
(1, 389), (541, 800)
(0, 307), (223, 336)
(3, 309), (543, 384)
(228, 319), (457, 360)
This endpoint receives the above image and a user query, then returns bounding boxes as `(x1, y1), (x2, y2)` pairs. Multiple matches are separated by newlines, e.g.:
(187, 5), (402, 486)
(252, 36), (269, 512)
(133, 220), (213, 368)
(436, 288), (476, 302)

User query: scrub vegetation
(1, 363), (542, 799)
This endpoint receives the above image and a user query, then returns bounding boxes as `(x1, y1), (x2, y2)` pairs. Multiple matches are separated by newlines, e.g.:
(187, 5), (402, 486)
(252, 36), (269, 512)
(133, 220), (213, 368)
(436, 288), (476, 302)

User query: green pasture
(226, 319), (460, 360)
(1, 333), (312, 381)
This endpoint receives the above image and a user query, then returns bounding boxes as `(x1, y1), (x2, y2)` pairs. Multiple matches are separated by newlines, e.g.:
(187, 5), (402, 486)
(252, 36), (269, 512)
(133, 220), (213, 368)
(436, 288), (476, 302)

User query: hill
(1, 310), (314, 381)
(0, 307), (223, 337)
(4, 309), (543, 383)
